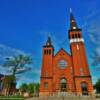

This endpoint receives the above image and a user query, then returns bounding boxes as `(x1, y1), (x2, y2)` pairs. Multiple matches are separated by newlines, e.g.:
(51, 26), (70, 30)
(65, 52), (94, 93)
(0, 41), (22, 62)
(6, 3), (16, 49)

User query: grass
(0, 95), (24, 100)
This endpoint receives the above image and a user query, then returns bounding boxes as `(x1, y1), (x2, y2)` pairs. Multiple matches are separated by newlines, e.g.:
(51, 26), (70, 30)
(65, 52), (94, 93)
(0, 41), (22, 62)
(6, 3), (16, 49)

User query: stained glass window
(58, 59), (67, 69)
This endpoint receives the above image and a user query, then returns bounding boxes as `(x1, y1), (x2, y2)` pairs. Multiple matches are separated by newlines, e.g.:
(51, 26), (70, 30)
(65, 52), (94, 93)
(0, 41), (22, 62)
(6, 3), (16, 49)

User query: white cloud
(95, 47), (100, 56)
(0, 65), (11, 75)
(92, 76), (99, 84)
(16, 69), (41, 88)
(88, 34), (97, 44)
(0, 44), (32, 74)
(0, 44), (32, 61)
(0, 44), (27, 56)
(81, 6), (100, 67)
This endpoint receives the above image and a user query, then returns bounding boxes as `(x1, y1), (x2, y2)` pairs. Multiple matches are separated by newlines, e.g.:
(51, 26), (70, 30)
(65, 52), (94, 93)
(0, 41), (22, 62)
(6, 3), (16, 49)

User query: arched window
(45, 71), (48, 77)
(78, 34), (81, 38)
(72, 34), (75, 39)
(44, 82), (48, 89)
(80, 68), (84, 76)
(47, 50), (48, 55)
(49, 50), (51, 55)
(60, 78), (67, 92)
(60, 78), (66, 83)
(81, 82), (88, 95)
(44, 50), (46, 54)
(75, 34), (77, 38)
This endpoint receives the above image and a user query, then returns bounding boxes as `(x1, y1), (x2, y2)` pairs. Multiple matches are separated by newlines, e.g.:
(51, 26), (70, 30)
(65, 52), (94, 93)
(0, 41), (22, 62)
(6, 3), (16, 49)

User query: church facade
(40, 11), (93, 96)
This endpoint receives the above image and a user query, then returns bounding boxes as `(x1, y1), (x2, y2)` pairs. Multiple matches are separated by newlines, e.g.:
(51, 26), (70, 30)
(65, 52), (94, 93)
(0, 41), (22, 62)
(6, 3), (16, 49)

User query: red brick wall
(53, 49), (75, 93)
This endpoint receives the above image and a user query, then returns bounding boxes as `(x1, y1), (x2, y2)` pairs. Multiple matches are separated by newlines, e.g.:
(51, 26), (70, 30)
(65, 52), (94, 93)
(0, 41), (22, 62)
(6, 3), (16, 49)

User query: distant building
(0, 74), (4, 92)
(40, 11), (93, 96)
(0, 74), (16, 95)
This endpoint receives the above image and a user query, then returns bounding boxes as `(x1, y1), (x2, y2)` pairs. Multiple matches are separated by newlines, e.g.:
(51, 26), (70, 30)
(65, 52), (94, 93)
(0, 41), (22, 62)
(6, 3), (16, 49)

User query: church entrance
(81, 82), (88, 95)
(60, 78), (67, 92)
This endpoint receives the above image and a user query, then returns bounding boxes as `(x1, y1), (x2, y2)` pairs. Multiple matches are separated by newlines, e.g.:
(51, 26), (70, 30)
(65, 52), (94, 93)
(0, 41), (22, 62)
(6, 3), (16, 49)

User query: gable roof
(54, 48), (71, 57)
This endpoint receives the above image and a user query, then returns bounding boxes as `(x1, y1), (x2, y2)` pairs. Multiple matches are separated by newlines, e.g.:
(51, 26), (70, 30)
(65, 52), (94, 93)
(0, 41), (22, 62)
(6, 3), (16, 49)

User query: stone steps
(26, 96), (96, 100)
(26, 92), (96, 100)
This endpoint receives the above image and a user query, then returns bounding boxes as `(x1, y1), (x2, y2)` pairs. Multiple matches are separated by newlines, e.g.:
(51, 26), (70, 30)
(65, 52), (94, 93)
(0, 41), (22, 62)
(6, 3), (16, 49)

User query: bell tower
(40, 37), (54, 96)
(69, 10), (93, 95)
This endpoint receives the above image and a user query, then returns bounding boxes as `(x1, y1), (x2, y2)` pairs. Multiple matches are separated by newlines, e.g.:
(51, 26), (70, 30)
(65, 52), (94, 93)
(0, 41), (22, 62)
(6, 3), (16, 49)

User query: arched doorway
(81, 82), (88, 95)
(60, 78), (67, 92)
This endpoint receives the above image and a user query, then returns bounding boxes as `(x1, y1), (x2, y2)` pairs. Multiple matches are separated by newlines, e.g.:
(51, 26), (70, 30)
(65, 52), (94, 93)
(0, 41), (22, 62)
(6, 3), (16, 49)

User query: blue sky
(0, 0), (100, 88)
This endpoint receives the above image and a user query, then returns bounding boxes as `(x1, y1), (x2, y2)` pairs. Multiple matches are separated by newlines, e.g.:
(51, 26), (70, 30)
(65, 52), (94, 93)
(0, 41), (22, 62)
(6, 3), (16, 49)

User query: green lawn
(0, 95), (24, 100)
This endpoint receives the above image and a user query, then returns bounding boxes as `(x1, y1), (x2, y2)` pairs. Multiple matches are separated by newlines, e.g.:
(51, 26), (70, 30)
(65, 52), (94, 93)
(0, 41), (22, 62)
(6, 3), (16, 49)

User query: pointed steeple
(46, 37), (52, 46)
(70, 8), (78, 30)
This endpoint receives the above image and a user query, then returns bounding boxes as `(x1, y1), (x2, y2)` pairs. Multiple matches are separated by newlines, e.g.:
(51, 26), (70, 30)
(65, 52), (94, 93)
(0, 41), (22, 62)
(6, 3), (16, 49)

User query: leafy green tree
(27, 83), (35, 93)
(35, 83), (40, 93)
(19, 83), (28, 93)
(94, 79), (100, 93)
(19, 83), (40, 95)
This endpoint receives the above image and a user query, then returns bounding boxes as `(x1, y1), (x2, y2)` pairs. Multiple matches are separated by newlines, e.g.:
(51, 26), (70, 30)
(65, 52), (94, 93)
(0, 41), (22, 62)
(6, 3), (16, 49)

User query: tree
(19, 83), (28, 93)
(27, 83), (35, 94)
(4, 54), (32, 76)
(19, 83), (40, 96)
(3, 54), (32, 95)
(94, 79), (100, 93)
(35, 83), (40, 93)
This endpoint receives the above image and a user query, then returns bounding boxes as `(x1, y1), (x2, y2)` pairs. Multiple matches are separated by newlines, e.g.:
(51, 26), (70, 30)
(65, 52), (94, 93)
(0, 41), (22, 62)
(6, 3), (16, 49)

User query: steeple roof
(70, 8), (78, 30)
(43, 37), (54, 48)
(46, 37), (52, 46)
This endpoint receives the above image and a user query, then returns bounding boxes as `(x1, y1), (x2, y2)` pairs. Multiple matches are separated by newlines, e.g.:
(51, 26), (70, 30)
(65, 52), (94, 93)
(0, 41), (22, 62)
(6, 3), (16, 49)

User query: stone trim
(70, 38), (84, 44)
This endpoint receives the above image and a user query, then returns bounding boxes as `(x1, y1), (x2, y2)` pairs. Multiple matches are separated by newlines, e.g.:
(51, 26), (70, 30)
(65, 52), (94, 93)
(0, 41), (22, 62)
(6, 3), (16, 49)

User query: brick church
(40, 11), (93, 96)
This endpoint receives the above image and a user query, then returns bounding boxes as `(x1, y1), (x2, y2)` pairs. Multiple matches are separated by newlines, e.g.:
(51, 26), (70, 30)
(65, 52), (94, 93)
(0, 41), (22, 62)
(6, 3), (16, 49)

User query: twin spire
(45, 8), (79, 46)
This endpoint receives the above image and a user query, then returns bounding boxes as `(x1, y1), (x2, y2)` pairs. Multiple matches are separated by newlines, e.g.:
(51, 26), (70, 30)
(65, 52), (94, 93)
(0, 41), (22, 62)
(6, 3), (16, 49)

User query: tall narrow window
(49, 50), (51, 55)
(77, 44), (79, 50)
(80, 68), (84, 76)
(72, 34), (75, 39)
(44, 50), (46, 54)
(45, 71), (48, 77)
(44, 82), (48, 89)
(81, 82), (88, 95)
(70, 66), (73, 75)
(47, 50), (48, 55)
(78, 34), (81, 38)
(75, 34), (77, 38)
(60, 78), (67, 92)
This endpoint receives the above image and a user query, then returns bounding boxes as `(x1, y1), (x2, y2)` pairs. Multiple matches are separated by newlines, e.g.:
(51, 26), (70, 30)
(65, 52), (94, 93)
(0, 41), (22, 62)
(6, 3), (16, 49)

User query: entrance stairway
(26, 96), (96, 100)
(26, 93), (96, 100)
